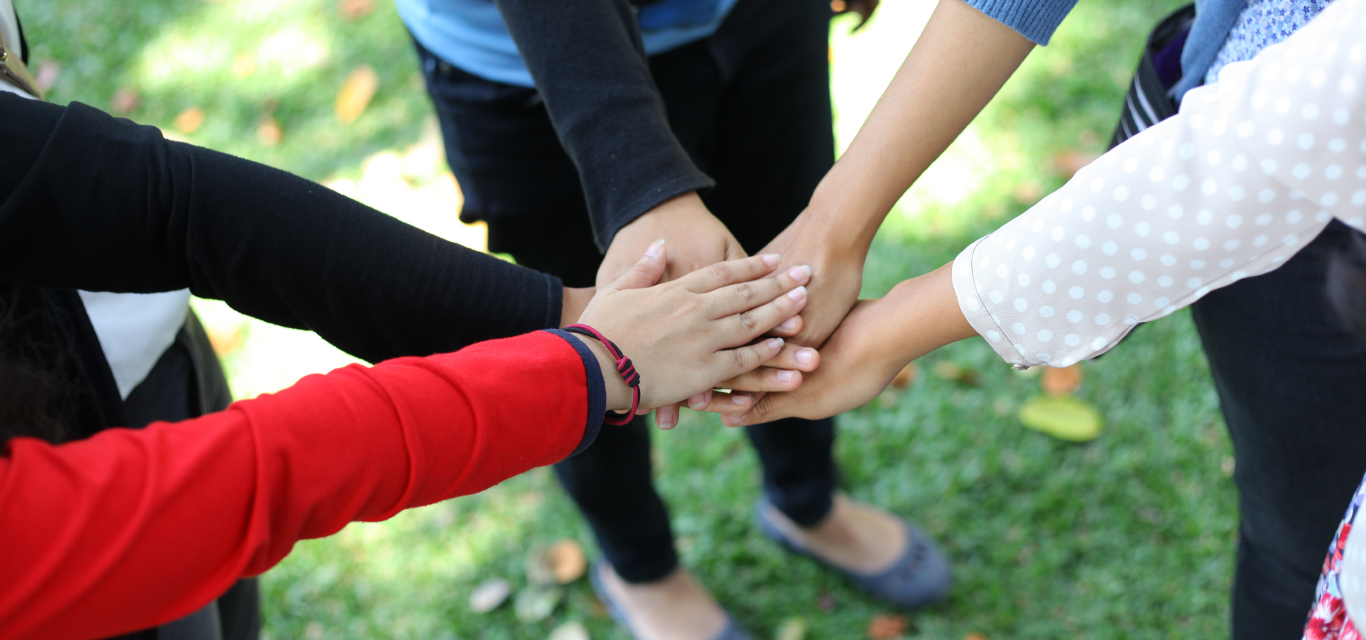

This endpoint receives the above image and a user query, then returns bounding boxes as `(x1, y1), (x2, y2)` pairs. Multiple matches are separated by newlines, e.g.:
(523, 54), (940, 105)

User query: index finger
(680, 254), (782, 294)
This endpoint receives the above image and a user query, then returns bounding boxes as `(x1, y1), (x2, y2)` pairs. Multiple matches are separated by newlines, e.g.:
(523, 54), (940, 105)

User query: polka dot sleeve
(952, 0), (1366, 369)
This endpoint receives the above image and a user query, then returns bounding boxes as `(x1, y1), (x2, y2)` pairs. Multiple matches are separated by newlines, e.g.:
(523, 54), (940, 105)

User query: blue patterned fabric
(1205, 0), (1334, 84)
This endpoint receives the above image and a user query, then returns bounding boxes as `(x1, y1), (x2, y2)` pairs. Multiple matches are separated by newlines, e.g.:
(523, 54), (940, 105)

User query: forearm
(805, 0), (1034, 251)
(879, 264), (979, 366)
(0, 97), (562, 363)
(0, 331), (599, 640)
(494, 0), (713, 249)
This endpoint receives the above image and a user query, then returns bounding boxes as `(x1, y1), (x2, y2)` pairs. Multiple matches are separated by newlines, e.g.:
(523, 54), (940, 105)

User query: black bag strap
(1109, 4), (1196, 149)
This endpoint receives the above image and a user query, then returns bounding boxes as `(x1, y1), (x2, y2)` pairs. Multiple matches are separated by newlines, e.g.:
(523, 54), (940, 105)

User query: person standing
(396, 0), (953, 637)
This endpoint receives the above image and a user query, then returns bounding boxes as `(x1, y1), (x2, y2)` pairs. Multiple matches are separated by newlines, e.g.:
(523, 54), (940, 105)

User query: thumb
(610, 239), (667, 291)
(725, 238), (747, 262)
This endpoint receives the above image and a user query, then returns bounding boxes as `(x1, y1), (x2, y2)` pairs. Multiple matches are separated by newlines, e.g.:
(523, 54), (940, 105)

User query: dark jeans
(417, 0), (840, 582)
(1191, 221), (1366, 640)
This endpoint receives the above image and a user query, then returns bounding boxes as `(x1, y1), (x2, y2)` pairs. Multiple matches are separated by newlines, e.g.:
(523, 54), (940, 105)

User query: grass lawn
(25, 0), (1235, 637)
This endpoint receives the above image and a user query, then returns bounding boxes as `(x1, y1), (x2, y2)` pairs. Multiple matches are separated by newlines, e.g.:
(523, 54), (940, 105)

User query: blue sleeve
(961, 0), (1079, 45)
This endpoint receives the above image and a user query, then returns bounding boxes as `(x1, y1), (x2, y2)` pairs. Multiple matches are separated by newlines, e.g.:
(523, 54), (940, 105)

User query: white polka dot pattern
(951, 0), (1366, 370)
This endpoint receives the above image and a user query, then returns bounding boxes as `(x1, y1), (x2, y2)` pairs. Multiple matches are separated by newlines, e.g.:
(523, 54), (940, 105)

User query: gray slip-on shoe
(589, 562), (752, 640)
(755, 500), (951, 609)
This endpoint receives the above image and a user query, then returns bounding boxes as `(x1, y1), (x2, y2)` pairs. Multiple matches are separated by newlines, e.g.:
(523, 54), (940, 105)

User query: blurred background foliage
(24, 0), (1233, 638)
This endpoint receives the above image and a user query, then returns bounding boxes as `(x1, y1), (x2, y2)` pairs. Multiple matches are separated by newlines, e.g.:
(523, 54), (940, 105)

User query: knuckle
(729, 347), (755, 370)
(736, 311), (758, 332)
(734, 282), (755, 301)
(707, 262), (733, 284)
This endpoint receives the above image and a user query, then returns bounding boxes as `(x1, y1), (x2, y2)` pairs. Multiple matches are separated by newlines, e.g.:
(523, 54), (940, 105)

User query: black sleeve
(0, 94), (563, 364)
(493, 0), (716, 251)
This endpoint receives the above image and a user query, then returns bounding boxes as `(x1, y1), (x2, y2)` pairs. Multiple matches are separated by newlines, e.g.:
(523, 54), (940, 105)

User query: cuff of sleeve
(544, 329), (605, 455)
(951, 238), (1030, 367)
(543, 273), (564, 330)
(593, 172), (717, 251)
(960, 0), (1078, 45)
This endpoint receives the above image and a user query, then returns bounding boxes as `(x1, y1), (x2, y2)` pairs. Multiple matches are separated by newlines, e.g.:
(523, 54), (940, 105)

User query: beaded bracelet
(564, 324), (640, 425)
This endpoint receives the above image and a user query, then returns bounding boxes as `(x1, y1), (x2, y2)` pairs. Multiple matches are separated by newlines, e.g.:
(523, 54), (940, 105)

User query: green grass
(24, 0), (1235, 637)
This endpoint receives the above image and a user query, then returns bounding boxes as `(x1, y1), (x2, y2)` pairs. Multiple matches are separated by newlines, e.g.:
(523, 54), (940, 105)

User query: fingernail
(657, 408), (675, 429)
(801, 265), (812, 278)
(788, 266), (809, 282)
(778, 317), (800, 332)
(796, 348), (815, 366)
(768, 337), (784, 350)
(787, 286), (807, 301)
(776, 370), (796, 382)
(690, 394), (706, 409)
(645, 239), (665, 258)
(731, 394), (748, 405)
(762, 254), (781, 267)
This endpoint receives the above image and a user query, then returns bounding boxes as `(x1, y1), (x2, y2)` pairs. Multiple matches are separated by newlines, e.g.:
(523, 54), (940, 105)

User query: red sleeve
(0, 330), (595, 640)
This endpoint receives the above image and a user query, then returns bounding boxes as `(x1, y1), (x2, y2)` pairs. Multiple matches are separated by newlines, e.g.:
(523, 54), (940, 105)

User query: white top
(951, 0), (1366, 369)
(0, 1), (193, 398)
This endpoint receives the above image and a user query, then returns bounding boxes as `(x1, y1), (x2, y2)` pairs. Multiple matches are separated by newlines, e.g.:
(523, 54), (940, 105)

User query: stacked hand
(579, 240), (821, 418)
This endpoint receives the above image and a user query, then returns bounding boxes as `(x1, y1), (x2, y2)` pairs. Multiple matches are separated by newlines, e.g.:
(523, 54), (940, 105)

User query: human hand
(704, 264), (976, 426)
(759, 210), (866, 348)
(596, 191), (746, 288)
(578, 240), (814, 416)
(701, 298), (902, 426)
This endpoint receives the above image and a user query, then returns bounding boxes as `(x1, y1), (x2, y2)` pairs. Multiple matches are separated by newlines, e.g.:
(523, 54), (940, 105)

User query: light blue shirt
(396, 0), (740, 88)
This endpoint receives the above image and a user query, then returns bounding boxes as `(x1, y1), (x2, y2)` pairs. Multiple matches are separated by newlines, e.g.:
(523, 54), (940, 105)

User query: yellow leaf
(174, 107), (205, 135)
(776, 617), (806, 640)
(547, 539), (587, 584)
(1041, 363), (1083, 396)
(890, 363), (918, 389)
(335, 65), (380, 124)
(867, 614), (907, 640)
(257, 116), (283, 147)
(1018, 394), (1104, 442)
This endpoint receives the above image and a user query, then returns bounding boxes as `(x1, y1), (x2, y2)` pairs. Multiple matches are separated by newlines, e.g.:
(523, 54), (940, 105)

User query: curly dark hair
(0, 285), (83, 446)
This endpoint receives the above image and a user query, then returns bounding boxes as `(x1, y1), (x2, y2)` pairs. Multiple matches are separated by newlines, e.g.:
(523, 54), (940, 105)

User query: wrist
(579, 333), (633, 413)
(804, 166), (894, 254)
(560, 287), (595, 328)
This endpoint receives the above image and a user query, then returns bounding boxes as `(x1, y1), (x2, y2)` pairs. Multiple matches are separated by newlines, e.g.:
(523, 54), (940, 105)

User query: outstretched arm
(763, 0), (1036, 348)
(712, 0), (1366, 424)
(0, 95), (560, 364)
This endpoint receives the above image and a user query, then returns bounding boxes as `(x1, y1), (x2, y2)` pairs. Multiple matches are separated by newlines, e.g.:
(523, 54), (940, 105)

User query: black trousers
(417, 0), (840, 582)
(1190, 221), (1366, 640)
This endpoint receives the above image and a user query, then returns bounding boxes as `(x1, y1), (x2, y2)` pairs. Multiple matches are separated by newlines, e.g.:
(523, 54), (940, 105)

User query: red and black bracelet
(565, 324), (640, 425)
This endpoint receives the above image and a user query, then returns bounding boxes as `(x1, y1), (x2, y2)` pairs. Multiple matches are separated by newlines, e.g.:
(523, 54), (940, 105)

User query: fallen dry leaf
(1041, 363), (1083, 396)
(257, 115), (283, 146)
(1052, 149), (1100, 180)
(513, 585), (563, 622)
(206, 325), (245, 356)
(335, 65), (380, 124)
(468, 578), (510, 613)
(890, 363), (919, 389)
(776, 617), (806, 640)
(339, 0), (378, 20)
(547, 539), (587, 584)
(111, 87), (140, 115)
(174, 107), (206, 135)
(963, 633), (990, 640)
(34, 60), (59, 94)
(867, 614), (908, 639)
(933, 361), (981, 387)
(547, 621), (589, 640)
